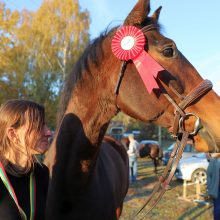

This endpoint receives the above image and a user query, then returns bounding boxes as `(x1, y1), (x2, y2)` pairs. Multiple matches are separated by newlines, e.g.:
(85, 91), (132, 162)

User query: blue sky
(5, 0), (220, 94)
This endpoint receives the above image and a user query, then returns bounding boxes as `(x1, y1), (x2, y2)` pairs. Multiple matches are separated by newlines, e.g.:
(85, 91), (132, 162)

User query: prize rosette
(111, 26), (145, 61)
(111, 26), (164, 93)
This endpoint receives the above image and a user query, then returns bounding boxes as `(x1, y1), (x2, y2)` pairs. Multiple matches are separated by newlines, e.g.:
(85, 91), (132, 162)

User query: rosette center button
(120, 36), (135, 50)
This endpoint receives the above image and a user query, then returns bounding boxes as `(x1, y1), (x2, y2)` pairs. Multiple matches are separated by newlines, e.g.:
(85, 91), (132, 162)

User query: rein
(131, 79), (212, 219)
(114, 25), (213, 219)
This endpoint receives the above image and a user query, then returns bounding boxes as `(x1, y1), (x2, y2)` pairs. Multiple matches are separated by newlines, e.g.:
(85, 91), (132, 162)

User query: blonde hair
(0, 99), (45, 175)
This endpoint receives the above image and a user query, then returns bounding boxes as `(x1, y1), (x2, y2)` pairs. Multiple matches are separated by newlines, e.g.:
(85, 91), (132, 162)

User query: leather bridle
(132, 79), (212, 220)
(114, 25), (213, 219)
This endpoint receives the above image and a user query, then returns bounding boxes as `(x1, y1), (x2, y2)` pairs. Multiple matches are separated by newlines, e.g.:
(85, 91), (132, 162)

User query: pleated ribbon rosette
(111, 26), (164, 93)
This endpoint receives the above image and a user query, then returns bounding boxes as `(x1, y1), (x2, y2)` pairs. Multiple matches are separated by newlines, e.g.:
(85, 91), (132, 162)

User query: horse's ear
(124, 0), (150, 25)
(151, 6), (162, 22)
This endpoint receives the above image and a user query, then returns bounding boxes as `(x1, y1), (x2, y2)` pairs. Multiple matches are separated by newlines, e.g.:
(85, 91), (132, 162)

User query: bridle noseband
(162, 79), (213, 137)
(113, 25), (213, 219)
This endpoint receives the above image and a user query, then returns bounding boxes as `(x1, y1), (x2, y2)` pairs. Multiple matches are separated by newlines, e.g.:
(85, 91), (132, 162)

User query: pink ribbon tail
(133, 51), (164, 93)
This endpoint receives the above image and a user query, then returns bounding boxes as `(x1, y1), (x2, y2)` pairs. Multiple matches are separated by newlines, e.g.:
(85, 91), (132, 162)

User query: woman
(0, 99), (52, 220)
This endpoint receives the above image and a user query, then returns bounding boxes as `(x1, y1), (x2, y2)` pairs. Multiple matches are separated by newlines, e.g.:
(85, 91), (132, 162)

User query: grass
(120, 158), (213, 220)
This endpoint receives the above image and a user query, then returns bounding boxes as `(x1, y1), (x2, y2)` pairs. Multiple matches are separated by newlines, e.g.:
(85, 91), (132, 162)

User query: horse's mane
(57, 27), (116, 124)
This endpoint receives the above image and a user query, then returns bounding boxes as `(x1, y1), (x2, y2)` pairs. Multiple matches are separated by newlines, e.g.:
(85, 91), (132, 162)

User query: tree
(0, 0), (90, 128)
(0, 3), (20, 100)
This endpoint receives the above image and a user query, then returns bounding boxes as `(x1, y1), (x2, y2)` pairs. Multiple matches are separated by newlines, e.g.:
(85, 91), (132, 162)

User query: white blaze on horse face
(121, 36), (135, 50)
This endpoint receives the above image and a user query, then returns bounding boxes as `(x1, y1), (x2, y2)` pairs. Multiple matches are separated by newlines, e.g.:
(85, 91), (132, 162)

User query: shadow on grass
(177, 204), (213, 220)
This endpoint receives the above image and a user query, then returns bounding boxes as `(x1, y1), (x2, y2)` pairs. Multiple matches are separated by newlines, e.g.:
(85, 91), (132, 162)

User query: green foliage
(0, 0), (90, 128)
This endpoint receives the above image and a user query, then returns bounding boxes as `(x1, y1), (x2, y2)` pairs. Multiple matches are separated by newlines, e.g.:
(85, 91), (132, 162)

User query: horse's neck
(45, 78), (117, 176)
(44, 36), (119, 173)
(65, 88), (116, 143)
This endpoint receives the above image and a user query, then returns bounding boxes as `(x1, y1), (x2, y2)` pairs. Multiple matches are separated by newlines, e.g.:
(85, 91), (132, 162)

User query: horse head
(101, 0), (220, 152)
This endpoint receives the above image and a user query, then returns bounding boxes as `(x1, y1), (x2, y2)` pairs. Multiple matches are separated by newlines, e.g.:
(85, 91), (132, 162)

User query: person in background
(127, 134), (139, 183)
(206, 152), (220, 220)
(0, 99), (52, 220)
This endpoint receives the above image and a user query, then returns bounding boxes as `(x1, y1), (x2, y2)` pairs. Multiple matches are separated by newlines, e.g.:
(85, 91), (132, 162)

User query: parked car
(175, 153), (209, 185)
(139, 140), (159, 145)
(162, 142), (198, 165)
(109, 126), (124, 140)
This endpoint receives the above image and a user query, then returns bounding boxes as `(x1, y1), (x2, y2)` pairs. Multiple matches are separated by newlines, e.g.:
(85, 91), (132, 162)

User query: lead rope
(0, 162), (36, 220)
(30, 172), (36, 220)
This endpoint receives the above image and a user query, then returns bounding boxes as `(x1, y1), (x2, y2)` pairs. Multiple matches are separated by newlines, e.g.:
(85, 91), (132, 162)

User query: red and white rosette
(112, 26), (145, 61)
(112, 26), (164, 93)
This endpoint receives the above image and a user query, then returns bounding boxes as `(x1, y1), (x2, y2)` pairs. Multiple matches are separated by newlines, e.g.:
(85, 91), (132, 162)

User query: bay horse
(139, 141), (163, 173)
(44, 0), (220, 219)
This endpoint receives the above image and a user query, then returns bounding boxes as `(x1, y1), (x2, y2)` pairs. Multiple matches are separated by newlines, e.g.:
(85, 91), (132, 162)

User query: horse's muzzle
(197, 127), (219, 153)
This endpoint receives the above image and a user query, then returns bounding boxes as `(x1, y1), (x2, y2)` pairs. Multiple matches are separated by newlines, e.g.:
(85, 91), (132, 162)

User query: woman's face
(34, 124), (52, 154)
(16, 123), (52, 155)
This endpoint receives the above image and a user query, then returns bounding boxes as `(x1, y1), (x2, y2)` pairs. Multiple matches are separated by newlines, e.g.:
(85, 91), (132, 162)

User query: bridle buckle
(179, 113), (202, 136)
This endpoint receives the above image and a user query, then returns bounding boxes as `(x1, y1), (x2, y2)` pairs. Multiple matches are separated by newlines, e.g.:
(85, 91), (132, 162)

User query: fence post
(183, 179), (187, 199)
(195, 180), (201, 200)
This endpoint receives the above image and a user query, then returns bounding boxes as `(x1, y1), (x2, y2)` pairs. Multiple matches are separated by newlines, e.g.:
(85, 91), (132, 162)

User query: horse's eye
(162, 48), (174, 57)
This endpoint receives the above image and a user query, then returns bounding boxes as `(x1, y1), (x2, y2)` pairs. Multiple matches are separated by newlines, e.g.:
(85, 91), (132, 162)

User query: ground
(120, 158), (213, 220)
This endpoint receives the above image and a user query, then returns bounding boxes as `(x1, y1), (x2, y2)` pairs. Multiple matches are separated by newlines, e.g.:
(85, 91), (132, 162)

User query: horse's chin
(193, 128), (219, 153)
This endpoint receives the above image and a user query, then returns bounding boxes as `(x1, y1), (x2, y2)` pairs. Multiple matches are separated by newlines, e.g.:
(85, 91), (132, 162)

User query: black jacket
(0, 163), (49, 220)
